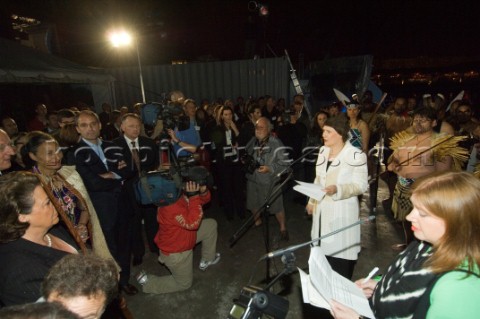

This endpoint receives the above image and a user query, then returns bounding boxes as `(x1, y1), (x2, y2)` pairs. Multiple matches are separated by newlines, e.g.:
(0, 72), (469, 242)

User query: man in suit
(74, 110), (138, 295)
(113, 113), (159, 270)
(98, 102), (112, 128)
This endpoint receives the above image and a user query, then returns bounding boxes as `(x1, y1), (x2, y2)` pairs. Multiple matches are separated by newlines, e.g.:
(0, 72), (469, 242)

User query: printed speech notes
(293, 180), (326, 201)
(298, 247), (376, 318)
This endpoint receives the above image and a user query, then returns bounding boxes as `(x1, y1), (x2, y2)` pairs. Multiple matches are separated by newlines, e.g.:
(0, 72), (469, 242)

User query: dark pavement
(123, 178), (402, 319)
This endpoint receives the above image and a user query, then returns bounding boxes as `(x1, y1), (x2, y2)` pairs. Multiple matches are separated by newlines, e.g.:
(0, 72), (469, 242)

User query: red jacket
(154, 190), (211, 255)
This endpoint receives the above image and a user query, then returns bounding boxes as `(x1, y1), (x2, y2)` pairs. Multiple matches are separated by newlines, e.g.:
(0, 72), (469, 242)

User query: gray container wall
(110, 57), (290, 107)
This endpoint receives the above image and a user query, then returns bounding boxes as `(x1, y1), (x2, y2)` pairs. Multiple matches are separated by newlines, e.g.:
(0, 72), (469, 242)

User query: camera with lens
(178, 165), (212, 187)
(159, 103), (191, 132)
(241, 153), (260, 174)
(140, 102), (190, 136)
(170, 164), (213, 197)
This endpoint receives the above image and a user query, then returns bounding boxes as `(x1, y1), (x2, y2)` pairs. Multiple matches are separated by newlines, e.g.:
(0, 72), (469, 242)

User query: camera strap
(255, 136), (270, 157)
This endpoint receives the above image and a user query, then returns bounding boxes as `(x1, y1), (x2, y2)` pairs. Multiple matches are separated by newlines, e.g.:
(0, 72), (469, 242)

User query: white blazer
(309, 142), (368, 260)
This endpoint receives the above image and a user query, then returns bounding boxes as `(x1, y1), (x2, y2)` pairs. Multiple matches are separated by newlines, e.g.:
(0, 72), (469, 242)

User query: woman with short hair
(306, 115), (368, 279)
(0, 172), (76, 306)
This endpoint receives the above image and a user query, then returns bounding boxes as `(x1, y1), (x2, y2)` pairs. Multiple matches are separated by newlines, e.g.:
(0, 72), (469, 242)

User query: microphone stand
(236, 217), (375, 319)
(369, 131), (385, 216)
(229, 145), (320, 283)
(259, 216), (376, 261)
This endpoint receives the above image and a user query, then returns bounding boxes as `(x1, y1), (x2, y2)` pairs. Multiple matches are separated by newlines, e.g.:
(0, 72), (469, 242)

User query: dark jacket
(112, 136), (159, 180)
(210, 125), (240, 164)
(74, 139), (123, 192)
(0, 228), (75, 306)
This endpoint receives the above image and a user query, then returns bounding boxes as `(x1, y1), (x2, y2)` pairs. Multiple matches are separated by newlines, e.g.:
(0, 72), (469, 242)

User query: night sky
(2, 1), (480, 68)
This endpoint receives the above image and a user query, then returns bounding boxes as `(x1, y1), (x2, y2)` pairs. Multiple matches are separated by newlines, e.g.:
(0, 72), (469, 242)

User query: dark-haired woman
(0, 172), (77, 306)
(306, 116), (368, 279)
(210, 106), (245, 220)
(0, 172), (128, 317)
(21, 131), (114, 262)
(346, 102), (370, 154)
(304, 111), (328, 183)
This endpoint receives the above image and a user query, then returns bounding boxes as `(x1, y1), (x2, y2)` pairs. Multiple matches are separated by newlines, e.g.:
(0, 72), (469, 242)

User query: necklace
(33, 166), (55, 184)
(44, 234), (52, 247)
(48, 174), (77, 224)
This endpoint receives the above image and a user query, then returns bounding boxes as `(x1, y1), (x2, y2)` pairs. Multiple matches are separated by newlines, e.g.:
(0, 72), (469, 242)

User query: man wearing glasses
(386, 107), (466, 250)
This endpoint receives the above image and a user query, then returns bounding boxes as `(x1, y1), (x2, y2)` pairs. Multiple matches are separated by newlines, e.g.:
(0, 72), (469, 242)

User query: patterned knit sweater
(370, 241), (436, 319)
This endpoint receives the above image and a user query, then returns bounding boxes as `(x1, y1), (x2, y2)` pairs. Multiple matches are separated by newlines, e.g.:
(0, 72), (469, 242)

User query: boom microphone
(276, 167), (292, 179)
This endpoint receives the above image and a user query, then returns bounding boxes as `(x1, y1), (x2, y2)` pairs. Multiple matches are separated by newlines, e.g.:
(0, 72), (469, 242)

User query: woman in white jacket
(306, 115), (368, 279)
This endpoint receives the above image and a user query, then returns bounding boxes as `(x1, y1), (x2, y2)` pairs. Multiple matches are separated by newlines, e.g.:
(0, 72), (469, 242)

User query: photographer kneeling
(136, 181), (220, 294)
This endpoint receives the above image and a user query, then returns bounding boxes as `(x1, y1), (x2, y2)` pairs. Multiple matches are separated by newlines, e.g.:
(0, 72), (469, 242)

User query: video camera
(160, 103), (190, 132)
(173, 164), (213, 188)
(135, 164), (212, 207)
(140, 102), (190, 133)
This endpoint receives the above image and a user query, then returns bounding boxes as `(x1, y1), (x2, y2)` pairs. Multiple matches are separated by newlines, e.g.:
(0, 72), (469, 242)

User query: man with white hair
(245, 117), (289, 240)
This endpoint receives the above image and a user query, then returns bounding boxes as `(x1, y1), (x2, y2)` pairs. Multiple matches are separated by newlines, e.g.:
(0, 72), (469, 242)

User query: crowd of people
(0, 88), (479, 318)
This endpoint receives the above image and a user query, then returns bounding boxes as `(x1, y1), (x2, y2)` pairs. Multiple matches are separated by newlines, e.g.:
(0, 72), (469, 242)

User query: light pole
(108, 30), (146, 103)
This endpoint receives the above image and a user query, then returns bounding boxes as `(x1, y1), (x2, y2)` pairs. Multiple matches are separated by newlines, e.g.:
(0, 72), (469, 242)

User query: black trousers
(89, 191), (120, 256)
(217, 161), (245, 220)
(326, 255), (357, 280)
(116, 188), (135, 286)
(131, 204), (158, 257)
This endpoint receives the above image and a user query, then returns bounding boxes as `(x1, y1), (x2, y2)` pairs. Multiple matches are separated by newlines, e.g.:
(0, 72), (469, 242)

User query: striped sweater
(370, 241), (435, 319)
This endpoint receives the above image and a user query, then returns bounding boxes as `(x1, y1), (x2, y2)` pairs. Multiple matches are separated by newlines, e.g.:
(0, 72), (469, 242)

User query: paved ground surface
(124, 178), (402, 319)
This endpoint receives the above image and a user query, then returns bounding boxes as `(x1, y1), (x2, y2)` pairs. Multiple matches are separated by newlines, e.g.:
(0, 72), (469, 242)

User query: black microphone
(276, 167), (292, 178)
(275, 146), (320, 179)
(259, 215), (376, 261)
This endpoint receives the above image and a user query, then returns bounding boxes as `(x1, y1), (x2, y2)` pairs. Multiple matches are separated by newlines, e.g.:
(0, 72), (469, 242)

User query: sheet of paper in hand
(298, 247), (376, 318)
(293, 180), (326, 202)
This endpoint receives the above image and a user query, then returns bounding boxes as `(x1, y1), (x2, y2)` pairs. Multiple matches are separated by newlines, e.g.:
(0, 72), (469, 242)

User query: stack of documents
(298, 247), (375, 318)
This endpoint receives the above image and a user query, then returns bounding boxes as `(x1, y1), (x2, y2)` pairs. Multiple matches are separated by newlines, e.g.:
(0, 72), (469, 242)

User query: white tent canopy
(0, 37), (115, 110)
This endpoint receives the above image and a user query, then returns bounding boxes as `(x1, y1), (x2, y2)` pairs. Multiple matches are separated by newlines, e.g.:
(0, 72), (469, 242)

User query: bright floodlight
(109, 31), (132, 47)
(108, 29), (145, 103)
